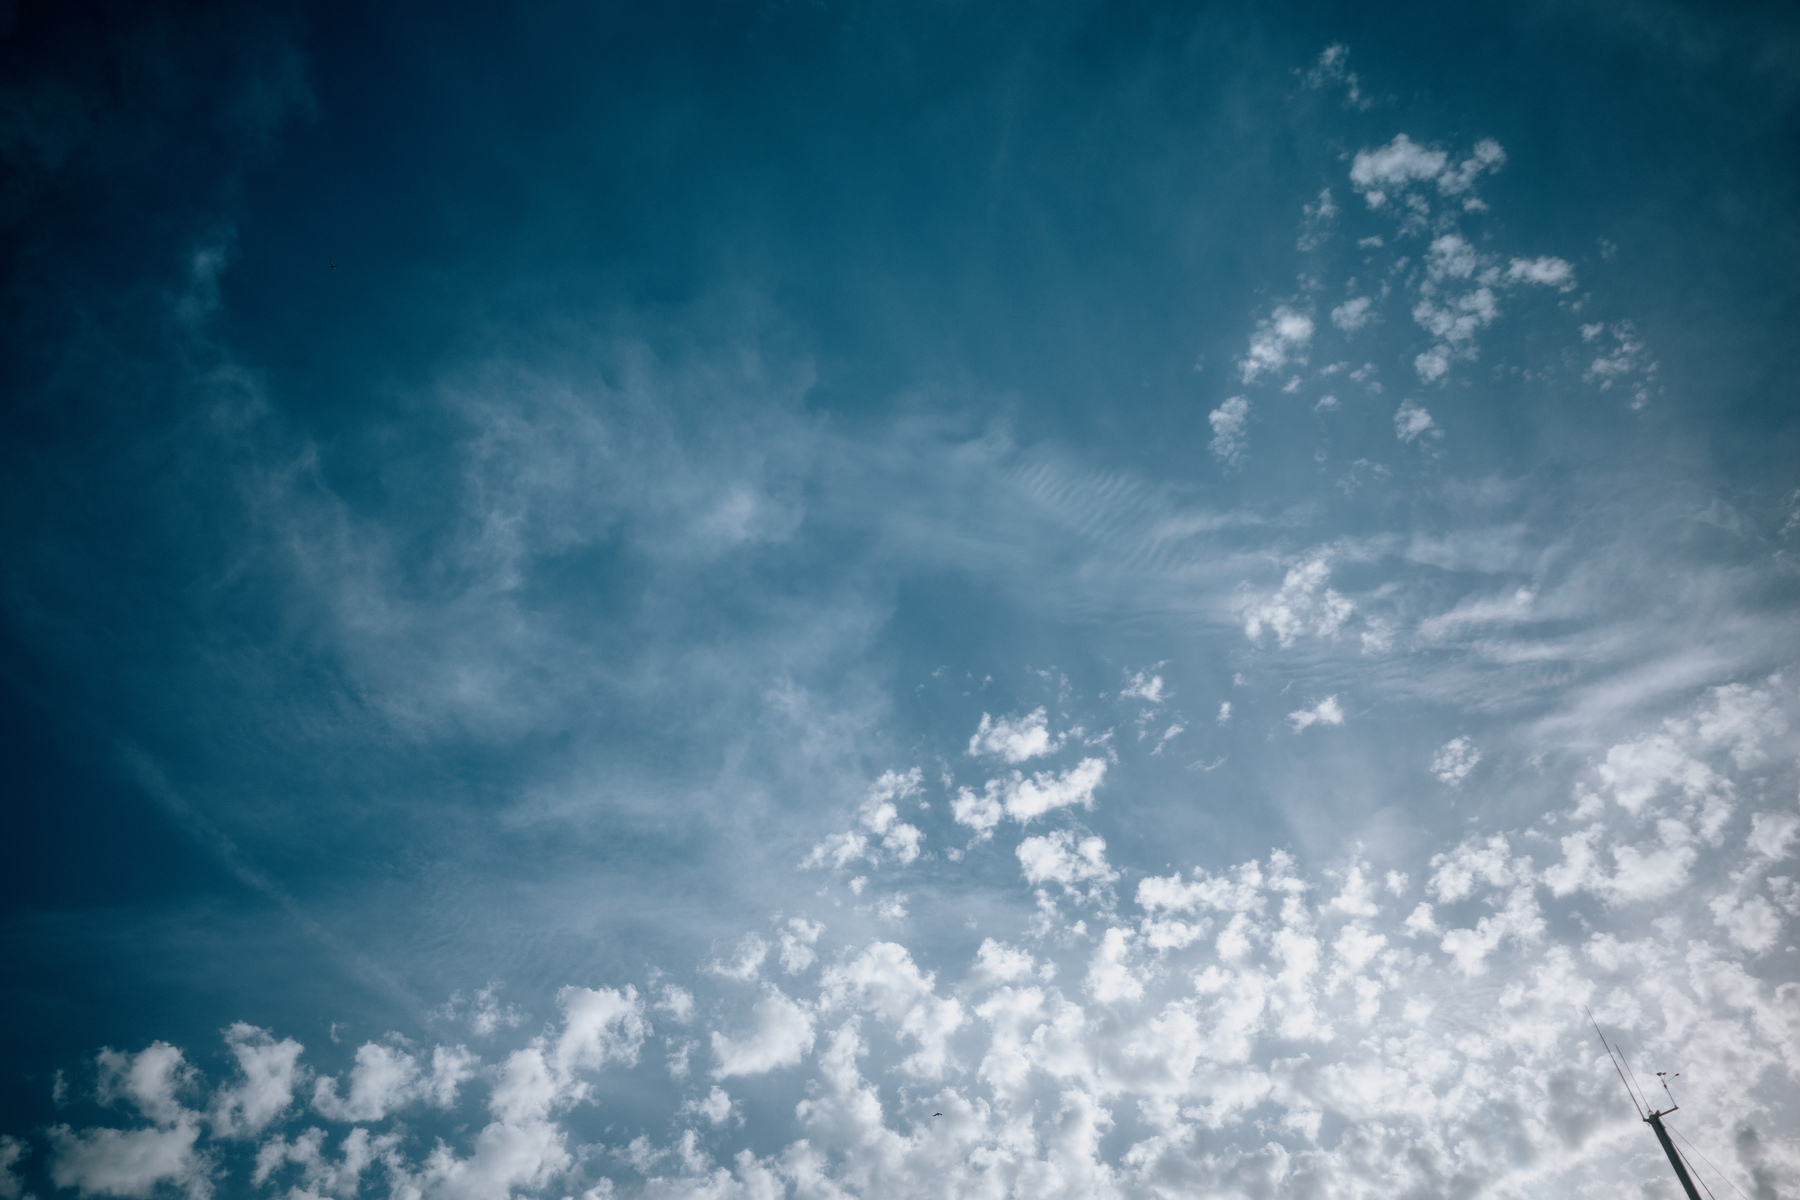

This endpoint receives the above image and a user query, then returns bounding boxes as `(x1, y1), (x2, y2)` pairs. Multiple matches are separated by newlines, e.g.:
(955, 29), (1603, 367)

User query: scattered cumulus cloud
(1302, 44), (1372, 109)
(21, 680), (1800, 1200)
(778, 918), (825, 975)
(1330, 295), (1374, 332)
(1394, 399), (1439, 442)
(1431, 737), (1482, 786)
(1352, 135), (1507, 211)
(1208, 396), (1249, 464)
(709, 988), (815, 1079)
(950, 758), (1110, 834)
(1507, 256), (1576, 289)
(1017, 830), (1119, 895)
(1583, 321), (1659, 408)
(1239, 556), (1355, 647)
(969, 709), (1061, 764)
(1239, 308), (1314, 383)
(1119, 670), (1167, 705)
(1288, 695), (1345, 732)
(802, 768), (925, 870)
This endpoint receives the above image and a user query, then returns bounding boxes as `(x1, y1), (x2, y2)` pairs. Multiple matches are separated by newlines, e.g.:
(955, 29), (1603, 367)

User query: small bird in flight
(932, 1112), (942, 1117)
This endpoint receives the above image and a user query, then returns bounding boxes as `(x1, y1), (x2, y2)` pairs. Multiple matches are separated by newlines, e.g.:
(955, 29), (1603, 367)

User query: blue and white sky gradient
(3, 3), (1800, 1199)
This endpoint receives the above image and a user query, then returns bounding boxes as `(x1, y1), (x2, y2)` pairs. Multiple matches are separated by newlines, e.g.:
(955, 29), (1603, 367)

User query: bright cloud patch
(1430, 736), (1482, 786)
(803, 768), (926, 869)
(1288, 695), (1345, 732)
(1239, 308), (1313, 383)
(951, 757), (1109, 833)
(969, 708), (1061, 763)
(1394, 399), (1438, 441)
(1330, 295), (1374, 332)
(1208, 395), (1249, 463)
(1239, 556), (1355, 647)
(1017, 830), (1118, 896)
(709, 989), (815, 1079)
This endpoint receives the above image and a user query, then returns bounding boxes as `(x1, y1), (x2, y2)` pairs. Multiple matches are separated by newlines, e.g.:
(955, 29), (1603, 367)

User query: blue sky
(3, 3), (1800, 1199)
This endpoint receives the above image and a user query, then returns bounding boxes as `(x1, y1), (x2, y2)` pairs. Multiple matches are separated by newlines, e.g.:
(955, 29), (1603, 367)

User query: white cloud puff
(951, 757), (1109, 833)
(47, 1123), (206, 1200)
(208, 1025), (302, 1139)
(1330, 296), (1374, 332)
(1349, 133), (1448, 200)
(1119, 669), (1167, 705)
(1394, 399), (1438, 442)
(969, 708), (1061, 763)
(1208, 396), (1249, 464)
(1239, 556), (1354, 647)
(803, 768), (926, 869)
(1287, 695), (1345, 732)
(1507, 256), (1575, 288)
(819, 942), (963, 1078)
(1017, 830), (1119, 896)
(1430, 737), (1482, 786)
(0, 1136), (25, 1200)
(710, 988), (815, 1078)
(1239, 308), (1313, 383)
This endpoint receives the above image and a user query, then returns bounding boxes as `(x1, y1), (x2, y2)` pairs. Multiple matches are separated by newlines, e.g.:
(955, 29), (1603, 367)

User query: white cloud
(779, 917), (825, 974)
(1208, 396), (1249, 464)
(968, 938), (1039, 987)
(1349, 134), (1448, 203)
(710, 988), (815, 1078)
(1239, 556), (1354, 647)
(1435, 138), (1506, 196)
(1507, 256), (1575, 288)
(656, 984), (695, 1023)
(47, 1123), (205, 1200)
(1017, 830), (1119, 895)
(1413, 287), (1497, 347)
(1239, 309), (1313, 383)
(1584, 321), (1658, 407)
(1330, 295), (1374, 332)
(253, 1127), (389, 1199)
(209, 1024), (302, 1138)
(311, 1038), (477, 1122)
(1120, 669), (1167, 705)
(1711, 891), (1783, 954)
(95, 1043), (195, 1128)
(1431, 737), (1482, 786)
(803, 768), (926, 869)
(436, 982), (525, 1039)
(1298, 188), (1339, 250)
(707, 933), (769, 982)
(0, 1136), (24, 1200)
(683, 1086), (734, 1126)
(1425, 233), (1479, 281)
(1302, 44), (1371, 109)
(969, 708), (1060, 763)
(1394, 400), (1438, 442)
(1748, 810), (1799, 861)
(1288, 695), (1345, 732)
(1428, 834), (1524, 903)
(819, 942), (963, 1078)
(1086, 926), (1145, 1004)
(951, 757), (1109, 833)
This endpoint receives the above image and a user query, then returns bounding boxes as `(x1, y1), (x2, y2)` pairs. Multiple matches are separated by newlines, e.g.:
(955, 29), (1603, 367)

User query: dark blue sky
(4, 3), (1799, 1198)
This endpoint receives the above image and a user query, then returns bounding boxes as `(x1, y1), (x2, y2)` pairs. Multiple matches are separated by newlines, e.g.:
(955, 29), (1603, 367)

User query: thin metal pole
(1646, 1111), (1703, 1200)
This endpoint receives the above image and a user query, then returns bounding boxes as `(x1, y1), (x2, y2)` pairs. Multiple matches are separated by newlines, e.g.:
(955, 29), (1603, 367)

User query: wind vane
(1586, 1008), (1705, 1200)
